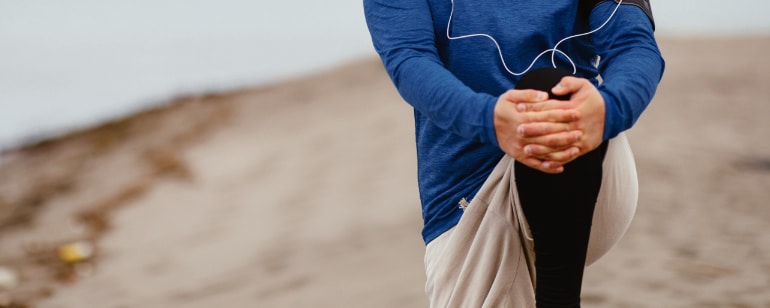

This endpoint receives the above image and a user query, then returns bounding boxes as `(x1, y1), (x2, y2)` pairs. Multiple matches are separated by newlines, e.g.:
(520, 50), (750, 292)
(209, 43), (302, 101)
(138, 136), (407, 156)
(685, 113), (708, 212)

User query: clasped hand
(494, 76), (605, 174)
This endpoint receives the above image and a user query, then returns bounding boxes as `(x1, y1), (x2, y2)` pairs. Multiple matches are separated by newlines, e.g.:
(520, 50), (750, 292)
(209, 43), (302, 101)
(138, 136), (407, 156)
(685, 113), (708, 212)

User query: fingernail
(553, 85), (563, 92)
(518, 126), (526, 136)
(517, 103), (526, 112)
(537, 92), (547, 100)
(542, 162), (551, 169)
(571, 148), (579, 157)
(525, 145), (532, 155)
(573, 132), (581, 141)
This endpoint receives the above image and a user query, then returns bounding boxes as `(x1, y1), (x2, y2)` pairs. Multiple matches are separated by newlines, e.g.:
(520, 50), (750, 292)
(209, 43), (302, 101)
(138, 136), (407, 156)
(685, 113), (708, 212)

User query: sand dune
(1, 37), (769, 307)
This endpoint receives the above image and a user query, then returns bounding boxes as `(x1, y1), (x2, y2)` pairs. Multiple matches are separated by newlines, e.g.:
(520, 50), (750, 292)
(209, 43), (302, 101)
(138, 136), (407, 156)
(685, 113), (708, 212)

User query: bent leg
(514, 141), (608, 308)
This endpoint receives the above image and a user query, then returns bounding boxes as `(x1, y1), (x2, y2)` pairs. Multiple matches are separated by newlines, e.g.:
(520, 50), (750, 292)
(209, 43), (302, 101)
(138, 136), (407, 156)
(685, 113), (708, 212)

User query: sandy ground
(1, 37), (769, 307)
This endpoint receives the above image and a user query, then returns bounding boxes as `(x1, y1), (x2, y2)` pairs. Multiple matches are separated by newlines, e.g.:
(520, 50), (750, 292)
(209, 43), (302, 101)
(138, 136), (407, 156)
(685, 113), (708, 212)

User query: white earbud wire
(446, 0), (623, 76)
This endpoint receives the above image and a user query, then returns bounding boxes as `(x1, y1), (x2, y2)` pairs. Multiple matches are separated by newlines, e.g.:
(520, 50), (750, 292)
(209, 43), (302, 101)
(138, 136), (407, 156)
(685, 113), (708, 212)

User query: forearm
(591, 3), (665, 140)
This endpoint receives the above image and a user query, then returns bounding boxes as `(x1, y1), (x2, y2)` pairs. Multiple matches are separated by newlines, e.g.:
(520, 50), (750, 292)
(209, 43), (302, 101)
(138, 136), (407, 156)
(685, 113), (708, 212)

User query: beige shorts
(424, 133), (638, 307)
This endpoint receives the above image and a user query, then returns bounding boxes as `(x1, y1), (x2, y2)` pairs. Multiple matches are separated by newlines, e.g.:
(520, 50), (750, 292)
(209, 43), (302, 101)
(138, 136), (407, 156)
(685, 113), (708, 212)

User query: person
(363, 0), (664, 307)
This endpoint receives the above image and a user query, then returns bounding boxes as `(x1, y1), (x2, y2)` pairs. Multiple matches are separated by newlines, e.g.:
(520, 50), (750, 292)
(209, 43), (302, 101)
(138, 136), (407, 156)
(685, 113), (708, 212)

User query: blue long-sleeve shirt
(364, 0), (665, 244)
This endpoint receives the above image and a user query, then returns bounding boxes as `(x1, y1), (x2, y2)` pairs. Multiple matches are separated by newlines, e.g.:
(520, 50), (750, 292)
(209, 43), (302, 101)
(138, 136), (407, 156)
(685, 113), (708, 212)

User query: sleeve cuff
(600, 90), (622, 141)
(483, 95), (500, 148)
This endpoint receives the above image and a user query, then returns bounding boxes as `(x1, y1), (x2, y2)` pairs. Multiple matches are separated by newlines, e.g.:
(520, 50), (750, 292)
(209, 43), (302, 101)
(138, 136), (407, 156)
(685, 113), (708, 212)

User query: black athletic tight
(515, 141), (608, 308)
(513, 67), (609, 307)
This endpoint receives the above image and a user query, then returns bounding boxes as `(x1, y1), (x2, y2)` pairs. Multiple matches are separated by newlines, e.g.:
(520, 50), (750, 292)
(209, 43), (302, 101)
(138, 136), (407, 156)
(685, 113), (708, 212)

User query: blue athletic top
(363, 0), (665, 244)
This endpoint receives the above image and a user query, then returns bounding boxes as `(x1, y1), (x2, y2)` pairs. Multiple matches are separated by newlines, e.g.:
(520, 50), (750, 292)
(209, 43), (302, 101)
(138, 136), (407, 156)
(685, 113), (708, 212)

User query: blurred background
(1, 0), (770, 307)
(0, 0), (373, 150)
(2, 0), (769, 149)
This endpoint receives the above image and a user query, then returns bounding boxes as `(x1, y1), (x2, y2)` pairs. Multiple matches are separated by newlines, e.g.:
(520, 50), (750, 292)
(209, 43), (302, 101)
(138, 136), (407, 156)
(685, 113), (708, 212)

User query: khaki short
(423, 133), (638, 307)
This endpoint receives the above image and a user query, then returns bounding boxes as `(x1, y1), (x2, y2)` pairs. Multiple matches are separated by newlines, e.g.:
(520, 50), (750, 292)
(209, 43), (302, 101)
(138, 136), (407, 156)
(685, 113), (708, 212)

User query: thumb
(551, 76), (582, 96)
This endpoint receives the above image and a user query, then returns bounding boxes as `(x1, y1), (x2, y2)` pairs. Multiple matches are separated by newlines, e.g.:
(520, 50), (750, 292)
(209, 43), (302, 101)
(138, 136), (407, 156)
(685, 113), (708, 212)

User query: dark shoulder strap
(580, 0), (656, 30)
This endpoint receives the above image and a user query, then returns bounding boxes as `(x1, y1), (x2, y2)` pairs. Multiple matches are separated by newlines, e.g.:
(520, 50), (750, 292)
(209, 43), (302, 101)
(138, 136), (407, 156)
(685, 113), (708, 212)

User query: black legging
(514, 68), (609, 308)
(515, 142), (607, 308)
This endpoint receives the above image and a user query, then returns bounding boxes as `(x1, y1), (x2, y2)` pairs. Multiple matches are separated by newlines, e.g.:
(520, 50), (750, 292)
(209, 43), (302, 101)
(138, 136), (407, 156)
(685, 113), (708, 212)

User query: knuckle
(545, 137), (562, 147)
(545, 152), (560, 161)
(538, 123), (550, 134)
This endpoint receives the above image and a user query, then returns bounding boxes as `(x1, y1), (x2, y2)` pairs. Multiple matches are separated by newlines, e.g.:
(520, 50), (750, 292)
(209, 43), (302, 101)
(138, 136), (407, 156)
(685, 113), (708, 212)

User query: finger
(524, 143), (575, 156)
(521, 109), (578, 124)
(526, 145), (580, 162)
(518, 121), (576, 138)
(540, 160), (565, 173)
(520, 156), (564, 174)
(552, 76), (585, 96)
(517, 99), (574, 112)
(503, 89), (548, 104)
(525, 130), (583, 148)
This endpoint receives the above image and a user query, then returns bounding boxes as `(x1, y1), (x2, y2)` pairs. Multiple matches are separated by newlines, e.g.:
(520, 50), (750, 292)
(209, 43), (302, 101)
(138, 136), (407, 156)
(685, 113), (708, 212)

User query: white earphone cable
(550, 0), (623, 71)
(446, 0), (623, 76)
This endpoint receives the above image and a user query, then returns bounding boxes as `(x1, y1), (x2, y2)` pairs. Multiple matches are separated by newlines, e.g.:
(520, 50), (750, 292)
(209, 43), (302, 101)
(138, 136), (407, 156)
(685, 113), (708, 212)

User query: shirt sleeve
(363, 0), (501, 147)
(590, 2), (666, 140)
